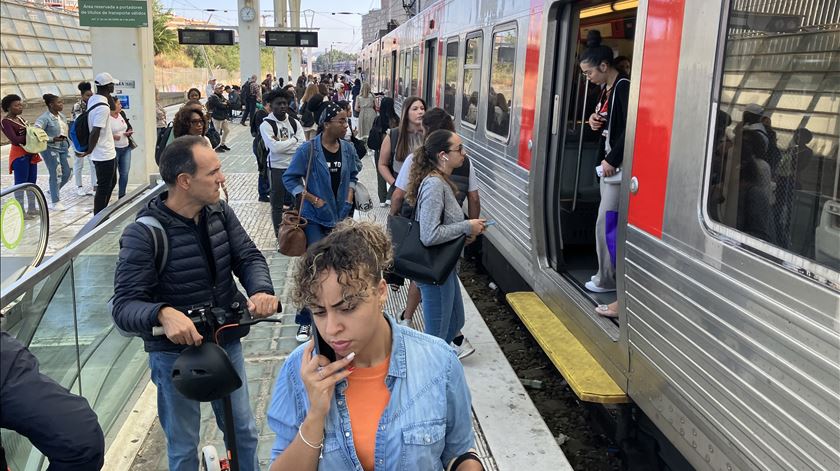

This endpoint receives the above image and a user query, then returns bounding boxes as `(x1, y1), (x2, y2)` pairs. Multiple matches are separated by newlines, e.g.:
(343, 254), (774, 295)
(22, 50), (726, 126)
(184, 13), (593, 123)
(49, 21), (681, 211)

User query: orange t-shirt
(345, 356), (391, 471)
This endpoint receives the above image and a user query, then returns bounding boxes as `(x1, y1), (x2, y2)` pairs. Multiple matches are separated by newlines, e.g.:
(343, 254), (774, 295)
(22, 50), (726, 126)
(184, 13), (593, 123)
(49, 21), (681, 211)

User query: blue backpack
(69, 102), (107, 152)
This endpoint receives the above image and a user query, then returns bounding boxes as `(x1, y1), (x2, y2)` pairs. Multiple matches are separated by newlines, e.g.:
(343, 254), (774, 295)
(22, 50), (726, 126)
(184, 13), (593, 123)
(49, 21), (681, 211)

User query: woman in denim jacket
(268, 220), (483, 471)
(35, 94), (72, 209)
(283, 101), (359, 245)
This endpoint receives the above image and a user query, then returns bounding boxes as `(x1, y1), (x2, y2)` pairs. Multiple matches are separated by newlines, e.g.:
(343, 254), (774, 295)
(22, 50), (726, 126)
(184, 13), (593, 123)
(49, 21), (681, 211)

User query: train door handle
(630, 176), (639, 194)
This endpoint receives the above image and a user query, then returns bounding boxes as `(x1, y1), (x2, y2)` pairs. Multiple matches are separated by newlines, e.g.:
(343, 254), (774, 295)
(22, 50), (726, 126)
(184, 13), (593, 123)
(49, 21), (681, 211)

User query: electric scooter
(152, 301), (282, 471)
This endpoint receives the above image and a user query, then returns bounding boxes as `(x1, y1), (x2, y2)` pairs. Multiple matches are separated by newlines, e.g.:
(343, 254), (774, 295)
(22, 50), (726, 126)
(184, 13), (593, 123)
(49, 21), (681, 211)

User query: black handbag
(206, 121), (221, 149)
(388, 180), (465, 285)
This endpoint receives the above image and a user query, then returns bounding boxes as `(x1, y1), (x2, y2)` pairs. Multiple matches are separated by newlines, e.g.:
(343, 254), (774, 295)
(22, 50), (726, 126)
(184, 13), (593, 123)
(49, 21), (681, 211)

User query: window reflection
(708, 0), (839, 271)
(487, 28), (516, 138)
(443, 40), (459, 116)
(462, 33), (482, 126)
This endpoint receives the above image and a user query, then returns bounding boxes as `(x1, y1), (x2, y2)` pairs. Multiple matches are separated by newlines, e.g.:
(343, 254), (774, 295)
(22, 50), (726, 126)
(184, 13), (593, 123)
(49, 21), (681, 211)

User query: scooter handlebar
(151, 302), (282, 336)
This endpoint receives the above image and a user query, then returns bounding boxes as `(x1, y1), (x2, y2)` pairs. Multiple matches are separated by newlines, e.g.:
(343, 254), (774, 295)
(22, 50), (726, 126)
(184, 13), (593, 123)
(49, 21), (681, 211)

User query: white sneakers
(397, 310), (411, 327)
(77, 187), (93, 196)
(451, 337), (476, 360)
(584, 280), (616, 293)
(50, 201), (67, 211)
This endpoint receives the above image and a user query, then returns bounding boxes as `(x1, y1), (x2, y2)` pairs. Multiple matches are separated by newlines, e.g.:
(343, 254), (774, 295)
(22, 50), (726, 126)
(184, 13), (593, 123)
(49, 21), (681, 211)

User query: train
(359, 0), (839, 470)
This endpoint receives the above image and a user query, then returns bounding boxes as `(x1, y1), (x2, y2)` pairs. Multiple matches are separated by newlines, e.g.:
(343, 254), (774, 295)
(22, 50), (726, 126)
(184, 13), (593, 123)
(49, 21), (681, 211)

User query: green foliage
(314, 49), (358, 71)
(152, 0), (178, 56)
(185, 45), (241, 72)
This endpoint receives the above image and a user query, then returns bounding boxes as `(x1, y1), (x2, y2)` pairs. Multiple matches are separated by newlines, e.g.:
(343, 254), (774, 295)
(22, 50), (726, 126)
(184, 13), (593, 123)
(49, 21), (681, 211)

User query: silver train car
(359, 0), (840, 469)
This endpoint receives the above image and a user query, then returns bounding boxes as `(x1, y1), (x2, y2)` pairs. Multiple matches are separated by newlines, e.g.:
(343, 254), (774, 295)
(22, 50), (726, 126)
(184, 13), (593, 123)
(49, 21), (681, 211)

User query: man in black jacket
(207, 83), (231, 152)
(112, 135), (279, 471)
(1, 331), (105, 471)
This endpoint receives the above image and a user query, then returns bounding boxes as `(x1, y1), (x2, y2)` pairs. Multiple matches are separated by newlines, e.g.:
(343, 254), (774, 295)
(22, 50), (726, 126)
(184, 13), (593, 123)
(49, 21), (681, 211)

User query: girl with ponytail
(405, 129), (485, 345)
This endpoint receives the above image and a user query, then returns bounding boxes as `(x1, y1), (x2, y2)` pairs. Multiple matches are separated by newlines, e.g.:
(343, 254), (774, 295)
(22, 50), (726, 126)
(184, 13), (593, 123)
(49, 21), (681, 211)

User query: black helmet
(171, 343), (242, 402)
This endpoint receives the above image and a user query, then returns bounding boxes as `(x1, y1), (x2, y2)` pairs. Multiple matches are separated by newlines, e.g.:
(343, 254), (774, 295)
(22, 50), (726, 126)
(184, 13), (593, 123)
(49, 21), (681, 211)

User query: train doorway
(423, 38), (437, 105)
(543, 1), (638, 311)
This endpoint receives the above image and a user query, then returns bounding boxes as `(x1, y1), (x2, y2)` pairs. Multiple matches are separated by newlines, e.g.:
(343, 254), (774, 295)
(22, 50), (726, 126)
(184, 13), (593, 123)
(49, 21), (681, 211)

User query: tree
(314, 49), (358, 72)
(152, 0), (178, 56)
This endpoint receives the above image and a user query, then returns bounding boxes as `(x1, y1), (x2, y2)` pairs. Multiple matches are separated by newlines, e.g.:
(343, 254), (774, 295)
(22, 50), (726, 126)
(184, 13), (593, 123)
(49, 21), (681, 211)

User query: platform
(87, 118), (573, 470)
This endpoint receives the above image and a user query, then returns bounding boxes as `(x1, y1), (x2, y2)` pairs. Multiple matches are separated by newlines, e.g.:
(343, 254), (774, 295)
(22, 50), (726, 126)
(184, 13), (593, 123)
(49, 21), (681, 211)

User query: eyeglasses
(189, 119), (205, 126)
(446, 145), (465, 154)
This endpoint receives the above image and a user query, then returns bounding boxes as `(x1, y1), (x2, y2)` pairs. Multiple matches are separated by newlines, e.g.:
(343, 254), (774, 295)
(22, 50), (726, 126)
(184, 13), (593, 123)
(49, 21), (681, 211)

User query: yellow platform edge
(505, 292), (630, 404)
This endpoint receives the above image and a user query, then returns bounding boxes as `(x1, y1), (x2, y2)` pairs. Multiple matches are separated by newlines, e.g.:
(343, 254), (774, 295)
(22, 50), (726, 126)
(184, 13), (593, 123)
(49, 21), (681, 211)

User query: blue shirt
(268, 315), (475, 470)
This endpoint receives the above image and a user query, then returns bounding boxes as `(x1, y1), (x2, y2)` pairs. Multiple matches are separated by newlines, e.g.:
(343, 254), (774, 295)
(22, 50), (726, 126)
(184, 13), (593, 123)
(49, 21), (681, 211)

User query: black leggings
(93, 159), (117, 215)
(269, 167), (295, 236)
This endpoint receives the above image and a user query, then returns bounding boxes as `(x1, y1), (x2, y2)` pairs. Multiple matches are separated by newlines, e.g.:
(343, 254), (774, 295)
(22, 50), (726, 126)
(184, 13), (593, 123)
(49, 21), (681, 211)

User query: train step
(505, 292), (629, 404)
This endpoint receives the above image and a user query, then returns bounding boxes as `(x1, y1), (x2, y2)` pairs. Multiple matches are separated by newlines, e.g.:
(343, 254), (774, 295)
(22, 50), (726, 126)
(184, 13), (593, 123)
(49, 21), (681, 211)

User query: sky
(163, 0), (376, 54)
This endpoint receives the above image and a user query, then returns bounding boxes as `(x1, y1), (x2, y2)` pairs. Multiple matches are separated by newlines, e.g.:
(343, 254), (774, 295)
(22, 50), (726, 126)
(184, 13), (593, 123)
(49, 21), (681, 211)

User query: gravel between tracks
(458, 257), (622, 471)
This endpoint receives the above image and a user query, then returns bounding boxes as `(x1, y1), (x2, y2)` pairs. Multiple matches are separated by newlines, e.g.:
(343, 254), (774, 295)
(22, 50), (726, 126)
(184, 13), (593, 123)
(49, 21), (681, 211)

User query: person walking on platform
(110, 98), (134, 199)
(579, 31), (630, 317)
(390, 109), (481, 358)
(251, 93), (273, 202)
(283, 102), (360, 342)
(112, 136), (280, 471)
(355, 82), (376, 139)
(267, 220), (483, 471)
(368, 97), (400, 205)
(83, 73), (119, 215)
(378, 97), (425, 205)
(2, 94), (42, 216)
(241, 75), (260, 126)
(35, 93), (72, 210)
(260, 89), (304, 236)
(405, 130), (486, 344)
(1, 331), (105, 471)
(72, 81), (96, 196)
(207, 83), (232, 152)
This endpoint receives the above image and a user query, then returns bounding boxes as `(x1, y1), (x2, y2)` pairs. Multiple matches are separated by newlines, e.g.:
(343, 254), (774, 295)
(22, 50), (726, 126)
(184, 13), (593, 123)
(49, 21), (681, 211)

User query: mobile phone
(485, 220), (497, 227)
(311, 322), (336, 362)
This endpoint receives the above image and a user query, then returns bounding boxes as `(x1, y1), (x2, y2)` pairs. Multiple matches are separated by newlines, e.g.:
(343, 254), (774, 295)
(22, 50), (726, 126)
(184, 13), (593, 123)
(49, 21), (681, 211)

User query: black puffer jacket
(112, 193), (274, 353)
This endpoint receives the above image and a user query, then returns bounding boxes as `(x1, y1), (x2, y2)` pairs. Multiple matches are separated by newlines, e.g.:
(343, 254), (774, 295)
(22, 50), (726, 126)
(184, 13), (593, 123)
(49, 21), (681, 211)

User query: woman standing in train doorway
(580, 30), (630, 317)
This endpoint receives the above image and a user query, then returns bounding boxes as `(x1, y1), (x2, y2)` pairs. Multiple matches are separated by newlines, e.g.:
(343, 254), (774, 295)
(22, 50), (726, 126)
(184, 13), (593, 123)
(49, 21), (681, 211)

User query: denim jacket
(268, 315), (475, 470)
(34, 111), (70, 151)
(282, 134), (359, 228)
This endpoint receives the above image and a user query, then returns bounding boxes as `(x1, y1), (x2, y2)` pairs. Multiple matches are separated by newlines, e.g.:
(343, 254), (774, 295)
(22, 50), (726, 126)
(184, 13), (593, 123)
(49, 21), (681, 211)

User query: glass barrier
(0, 183), (49, 287)
(0, 213), (146, 471)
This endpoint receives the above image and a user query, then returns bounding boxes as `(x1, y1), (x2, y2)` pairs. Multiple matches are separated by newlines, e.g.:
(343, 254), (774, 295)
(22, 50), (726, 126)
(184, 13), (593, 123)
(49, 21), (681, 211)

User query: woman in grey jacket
(404, 130), (485, 344)
(35, 94), (72, 209)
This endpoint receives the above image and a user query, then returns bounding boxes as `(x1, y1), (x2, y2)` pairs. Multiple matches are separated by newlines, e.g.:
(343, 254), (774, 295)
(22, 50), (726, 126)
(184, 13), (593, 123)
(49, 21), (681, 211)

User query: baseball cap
(744, 103), (765, 116)
(94, 72), (118, 86)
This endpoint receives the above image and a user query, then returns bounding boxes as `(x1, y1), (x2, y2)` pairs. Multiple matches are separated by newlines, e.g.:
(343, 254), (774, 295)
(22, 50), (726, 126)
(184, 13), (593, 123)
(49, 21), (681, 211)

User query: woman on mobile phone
(267, 220), (483, 471)
(35, 94), (72, 210)
(110, 99), (134, 198)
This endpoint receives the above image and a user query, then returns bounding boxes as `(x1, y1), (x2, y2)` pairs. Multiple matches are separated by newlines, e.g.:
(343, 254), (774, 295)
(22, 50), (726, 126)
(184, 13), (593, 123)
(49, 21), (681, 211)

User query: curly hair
(292, 220), (393, 308)
(405, 129), (457, 206)
(172, 101), (207, 138)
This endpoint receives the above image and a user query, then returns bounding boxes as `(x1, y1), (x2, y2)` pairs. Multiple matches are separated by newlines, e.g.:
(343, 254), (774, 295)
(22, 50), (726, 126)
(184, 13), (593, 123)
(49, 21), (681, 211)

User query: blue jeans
(149, 341), (259, 471)
(41, 147), (71, 203)
(418, 269), (465, 344)
(12, 154), (38, 210)
(115, 146), (131, 198)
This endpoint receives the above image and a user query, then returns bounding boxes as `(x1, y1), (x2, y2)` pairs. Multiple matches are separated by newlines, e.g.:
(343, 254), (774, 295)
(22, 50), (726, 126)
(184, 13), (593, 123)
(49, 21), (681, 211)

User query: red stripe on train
(627, 0), (687, 238)
(517, 1), (543, 170)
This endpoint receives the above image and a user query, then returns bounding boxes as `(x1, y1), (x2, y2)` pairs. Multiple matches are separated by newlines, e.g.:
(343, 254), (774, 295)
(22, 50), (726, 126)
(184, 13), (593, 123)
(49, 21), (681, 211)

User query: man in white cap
(82, 72), (118, 215)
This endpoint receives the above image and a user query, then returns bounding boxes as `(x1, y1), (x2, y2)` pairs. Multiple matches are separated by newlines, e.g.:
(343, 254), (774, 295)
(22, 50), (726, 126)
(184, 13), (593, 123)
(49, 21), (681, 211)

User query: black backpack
(367, 117), (384, 151)
(154, 123), (173, 165)
(69, 102), (107, 153)
(257, 118), (298, 170)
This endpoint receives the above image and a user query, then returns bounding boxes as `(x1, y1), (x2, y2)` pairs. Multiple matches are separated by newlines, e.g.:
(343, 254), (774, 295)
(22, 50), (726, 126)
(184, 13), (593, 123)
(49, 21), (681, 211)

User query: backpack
(109, 215), (168, 338)
(367, 117), (384, 151)
(69, 102), (107, 153)
(154, 123), (173, 165)
(21, 123), (48, 154)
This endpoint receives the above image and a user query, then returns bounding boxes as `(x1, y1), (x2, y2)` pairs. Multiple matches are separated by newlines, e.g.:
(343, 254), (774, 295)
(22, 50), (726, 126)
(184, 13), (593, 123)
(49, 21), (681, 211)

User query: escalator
(0, 181), (165, 471)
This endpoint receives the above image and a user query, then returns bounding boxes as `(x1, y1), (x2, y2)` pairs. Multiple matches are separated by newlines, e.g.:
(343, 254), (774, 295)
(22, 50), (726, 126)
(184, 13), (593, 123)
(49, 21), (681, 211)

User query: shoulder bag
(277, 143), (314, 256)
(387, 177), (465, 285)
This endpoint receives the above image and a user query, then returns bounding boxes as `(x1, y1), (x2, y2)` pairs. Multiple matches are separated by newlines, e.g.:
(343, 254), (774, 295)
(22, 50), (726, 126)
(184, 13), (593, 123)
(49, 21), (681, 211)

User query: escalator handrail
(72, 180), (159, 243)
(0, 182), (50, 272)
(0, 181), (166, 308)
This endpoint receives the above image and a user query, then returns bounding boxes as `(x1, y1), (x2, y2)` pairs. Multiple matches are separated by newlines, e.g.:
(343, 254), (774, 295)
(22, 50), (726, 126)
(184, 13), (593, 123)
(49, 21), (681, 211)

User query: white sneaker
(51, 201), (67, 211)
(379, 202), (388, 207)
(451, 338), (475, 360)
(77, 187), (87, 196)
(584, 280), (616, 293)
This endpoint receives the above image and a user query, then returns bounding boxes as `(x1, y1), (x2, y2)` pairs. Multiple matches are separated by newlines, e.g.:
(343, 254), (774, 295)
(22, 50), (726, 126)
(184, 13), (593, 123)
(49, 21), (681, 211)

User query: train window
(706, 0), (840, 275)
(443, 38), (459, 117)
(411, 46), (420, 97)
(398, 50), (407, 98)
(462, 31), (483, 126)
(486, 26), (517, 139)
(381, 53), (392, 96)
